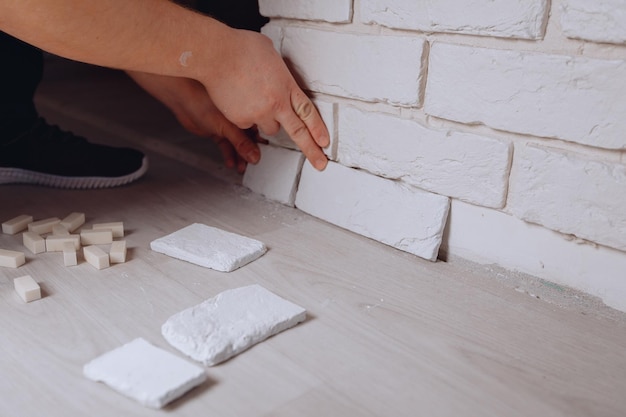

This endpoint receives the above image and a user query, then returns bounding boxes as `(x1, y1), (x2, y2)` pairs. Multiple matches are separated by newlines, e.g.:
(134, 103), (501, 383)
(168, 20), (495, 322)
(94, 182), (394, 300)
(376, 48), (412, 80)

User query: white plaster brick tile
(361, 0), (548, 39)
(442, 199), (626, 313)
(282, 27), (426, 106)
(508, 144), (626, 252)
(338, 106), (511, 208)
(259, 0), (352, 23)
(425, 43), (626, 149)
(243, 144), (305, 206)
(560, 0), (626, 44)
(295, 161), (449, 261)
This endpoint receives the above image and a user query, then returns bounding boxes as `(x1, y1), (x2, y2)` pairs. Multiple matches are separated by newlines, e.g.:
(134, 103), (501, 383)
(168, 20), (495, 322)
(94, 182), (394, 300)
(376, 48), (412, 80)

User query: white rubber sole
(0, 156), (148, 189)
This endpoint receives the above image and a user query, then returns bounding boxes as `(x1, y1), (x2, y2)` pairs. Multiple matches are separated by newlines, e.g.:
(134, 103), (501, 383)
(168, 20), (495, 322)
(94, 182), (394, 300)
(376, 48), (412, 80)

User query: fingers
(277, 90), (330, 171)
(220, 121), (261, 165)
(291, 90), (330, 149)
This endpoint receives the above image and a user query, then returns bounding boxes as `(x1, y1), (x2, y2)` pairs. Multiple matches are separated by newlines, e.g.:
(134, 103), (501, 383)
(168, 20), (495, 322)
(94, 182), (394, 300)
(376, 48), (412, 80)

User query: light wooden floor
(1, 58), (625, 417)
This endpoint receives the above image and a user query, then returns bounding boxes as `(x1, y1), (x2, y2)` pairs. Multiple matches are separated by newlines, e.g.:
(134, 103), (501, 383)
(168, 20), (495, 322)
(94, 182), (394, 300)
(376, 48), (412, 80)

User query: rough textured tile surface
(295, 161), (450, 261)
(560, 0), (626, 44)
(162, 285), (306, 366)
(425, 42), (626, 149)
(282, 27), (426, 106)
(508, 144), (626, 252)
(150, 223), (267, 272)
(361, 0), (548, 39)
(83, 338), (206, 409)
(338, 106), (511, 208)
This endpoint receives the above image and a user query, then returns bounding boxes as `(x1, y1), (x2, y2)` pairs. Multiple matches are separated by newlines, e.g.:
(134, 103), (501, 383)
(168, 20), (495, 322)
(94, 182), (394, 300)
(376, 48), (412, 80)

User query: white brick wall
(338, 106), (511, 208)
(361, 0), (548, 39)
(424, 43), (626, 150)
(281, 27), (426, 106)
(296, 162), (450, 261)
(257, 0), (626, 311)
(508, 144), (626, 252)
(259, 0), (353, 23)
(560, 0), (626, 44)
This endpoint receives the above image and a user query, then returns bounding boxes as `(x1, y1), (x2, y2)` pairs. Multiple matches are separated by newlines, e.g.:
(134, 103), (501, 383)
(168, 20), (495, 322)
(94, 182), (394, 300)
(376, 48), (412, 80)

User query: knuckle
(293, 100), (314, 120)
(288, 122), (309, 140)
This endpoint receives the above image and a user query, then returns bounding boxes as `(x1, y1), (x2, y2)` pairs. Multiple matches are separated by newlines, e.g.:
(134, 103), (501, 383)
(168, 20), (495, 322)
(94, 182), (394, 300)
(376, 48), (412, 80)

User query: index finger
(278, 91), (330, 171)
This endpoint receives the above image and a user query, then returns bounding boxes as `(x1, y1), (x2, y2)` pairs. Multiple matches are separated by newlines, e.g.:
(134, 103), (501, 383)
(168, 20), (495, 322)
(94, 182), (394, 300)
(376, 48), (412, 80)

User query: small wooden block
(28, 217), (61, 235)
(14, 275), (41, 302)
(93, 222), (124, 238)
(60, 212), (85, 233)
(46, 235), (81, 252)
(80, 229), (113, 245)
(109, 240), (127, 264)
(83, 246), (110, 270)
(52, 224), (70, 236)
(2, 215), (33, 235)
(23, 231), (46, 254)
(0, 249), (26, 268)
(63, 242), (78, 266)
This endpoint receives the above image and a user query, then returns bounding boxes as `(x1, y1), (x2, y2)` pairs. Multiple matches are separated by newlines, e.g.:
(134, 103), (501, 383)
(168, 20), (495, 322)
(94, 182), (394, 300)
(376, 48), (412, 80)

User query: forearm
(0, 0), (227, 80)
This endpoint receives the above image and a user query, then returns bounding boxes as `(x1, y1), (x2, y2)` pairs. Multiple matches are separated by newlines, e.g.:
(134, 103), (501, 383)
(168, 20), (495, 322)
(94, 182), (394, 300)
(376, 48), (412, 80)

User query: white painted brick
(338, 106), (511, 208)
(259, 0), (352, 23)
(295, 161), (450, 261)
(243, 144), (305, 206)
(361, 0), (548, 39)
(282, 27), (426, 106)
(425, 43), (626, 149)
(508, 144), (626, 252)
(260, 98), (338, 160)
(442, 199), (626, 313)
(560, 0), (626, 44)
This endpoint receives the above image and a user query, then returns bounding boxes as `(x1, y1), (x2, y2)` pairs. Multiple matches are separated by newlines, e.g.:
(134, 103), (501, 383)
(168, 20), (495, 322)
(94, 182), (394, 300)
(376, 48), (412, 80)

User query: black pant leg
(0, 31), (43, 140)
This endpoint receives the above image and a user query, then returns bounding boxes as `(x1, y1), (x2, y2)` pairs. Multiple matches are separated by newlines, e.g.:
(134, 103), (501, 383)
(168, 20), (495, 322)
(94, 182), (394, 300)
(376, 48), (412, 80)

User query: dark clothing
(0, 31), (43, 141)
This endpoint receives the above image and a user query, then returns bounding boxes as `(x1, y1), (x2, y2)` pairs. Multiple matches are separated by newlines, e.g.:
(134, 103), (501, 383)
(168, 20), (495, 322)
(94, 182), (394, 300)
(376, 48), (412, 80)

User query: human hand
(200, 28), (330, 170)
(127, 71), (261, 173)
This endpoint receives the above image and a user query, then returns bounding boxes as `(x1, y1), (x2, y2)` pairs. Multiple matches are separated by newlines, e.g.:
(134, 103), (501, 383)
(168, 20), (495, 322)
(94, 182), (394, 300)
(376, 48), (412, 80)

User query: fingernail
(315, 157), (328, 171)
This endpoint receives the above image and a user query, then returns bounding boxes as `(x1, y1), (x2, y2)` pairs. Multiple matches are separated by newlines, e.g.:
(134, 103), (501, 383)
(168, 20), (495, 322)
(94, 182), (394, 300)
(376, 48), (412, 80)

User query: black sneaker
(0, 118), (148, 189)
